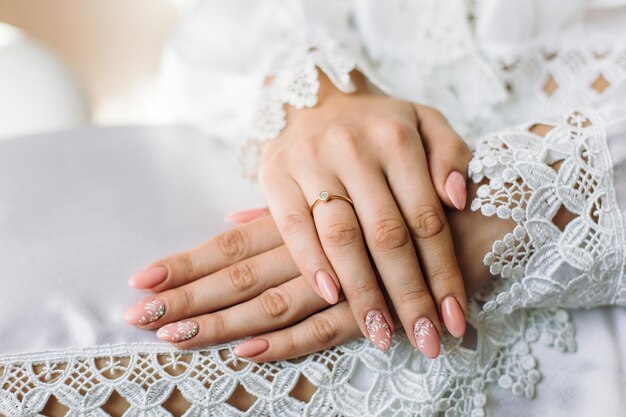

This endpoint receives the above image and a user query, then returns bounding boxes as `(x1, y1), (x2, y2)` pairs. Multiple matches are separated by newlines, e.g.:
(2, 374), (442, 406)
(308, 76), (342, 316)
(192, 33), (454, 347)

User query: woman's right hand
(254, 72), (472, 356)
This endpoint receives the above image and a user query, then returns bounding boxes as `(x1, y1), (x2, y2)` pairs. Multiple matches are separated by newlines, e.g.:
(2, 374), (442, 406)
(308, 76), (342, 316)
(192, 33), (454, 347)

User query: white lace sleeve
(468, 107), (626, 315)
(239, 34), (358, 179)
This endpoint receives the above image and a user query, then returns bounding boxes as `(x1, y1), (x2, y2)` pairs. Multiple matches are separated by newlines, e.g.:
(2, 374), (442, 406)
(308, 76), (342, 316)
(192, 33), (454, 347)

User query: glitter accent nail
(365, 309), (392, 351)
(157, 320), (199, 342)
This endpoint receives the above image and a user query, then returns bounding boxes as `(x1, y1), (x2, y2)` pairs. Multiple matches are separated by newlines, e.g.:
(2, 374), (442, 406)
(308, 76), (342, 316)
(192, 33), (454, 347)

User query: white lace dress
(2, 0), (626, 416)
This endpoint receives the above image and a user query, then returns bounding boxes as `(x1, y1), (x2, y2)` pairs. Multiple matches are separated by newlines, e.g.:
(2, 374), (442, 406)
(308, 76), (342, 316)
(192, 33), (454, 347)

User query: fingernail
(365, 309), (392, 351)
(233, 338), (269, 357)
(442, 296), (466, 338)
(315, 270), (339, 304)
(157, 320), (199, 342)
(123, 298), (166, 325)
(444, 171), (467, 210)
(224, 208), (269, 224)
(414, 317), (440, 359)
(128, 266), (167, 289)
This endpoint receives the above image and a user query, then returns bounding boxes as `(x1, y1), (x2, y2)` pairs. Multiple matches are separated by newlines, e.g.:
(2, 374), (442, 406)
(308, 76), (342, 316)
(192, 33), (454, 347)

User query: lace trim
(0, 300), (575, 417)
(469, 108), (626, 314)
(238, 39), (357, 180)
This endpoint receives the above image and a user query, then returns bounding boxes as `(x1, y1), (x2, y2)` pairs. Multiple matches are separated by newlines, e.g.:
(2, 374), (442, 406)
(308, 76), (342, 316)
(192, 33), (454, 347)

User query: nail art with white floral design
(365, 309), (392, 351)
(157, 320), (199, 342)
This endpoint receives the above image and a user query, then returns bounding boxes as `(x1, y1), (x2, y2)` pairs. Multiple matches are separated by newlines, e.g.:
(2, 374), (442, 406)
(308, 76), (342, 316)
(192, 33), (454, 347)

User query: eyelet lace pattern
(469, 108), (626, 316)
(0, 301), (575, 417)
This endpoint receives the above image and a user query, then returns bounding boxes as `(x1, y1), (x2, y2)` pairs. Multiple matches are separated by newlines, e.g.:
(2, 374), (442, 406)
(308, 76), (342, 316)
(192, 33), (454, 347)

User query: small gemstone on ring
(319, 191), (330, 201)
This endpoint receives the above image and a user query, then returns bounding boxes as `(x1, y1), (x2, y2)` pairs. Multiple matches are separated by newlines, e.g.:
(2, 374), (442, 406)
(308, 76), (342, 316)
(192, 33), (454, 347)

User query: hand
(123, 184), (506, 360)
(255, 72), (472, 356)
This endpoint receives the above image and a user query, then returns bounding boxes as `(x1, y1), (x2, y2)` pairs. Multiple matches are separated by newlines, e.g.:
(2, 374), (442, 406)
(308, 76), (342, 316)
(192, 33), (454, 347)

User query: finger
(412, 104), (472, 210)
(224, 207), (271, 224)
(233, 301), (361, 362)
(339, 164), (442, 357)
(123, 245), (300, 328)
(128, 215), (283, 291)
(299, 173), (394, 352)
(258, 172), (341, 305)
(154, 275), (331, 348)
(384, 128), (468, 340)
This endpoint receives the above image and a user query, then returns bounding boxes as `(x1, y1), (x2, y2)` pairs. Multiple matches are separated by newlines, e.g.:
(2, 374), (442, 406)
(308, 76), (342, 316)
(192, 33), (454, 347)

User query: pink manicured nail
(444, 171), (467, 210)
(315, 270), (339, 304)
(442, 296), (466, 338)
(224, 208), (269, 224)
(128, 266), (167, 289)
(365, 309), (392, 351)
(157, 320), (199, 342)
(233, 338), (269, 357)
(123, 298), (166, 325)
(414, 317), (440, 359)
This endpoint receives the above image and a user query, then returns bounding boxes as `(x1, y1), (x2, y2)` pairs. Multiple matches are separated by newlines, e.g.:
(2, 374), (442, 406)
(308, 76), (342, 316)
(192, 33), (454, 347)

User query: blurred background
(0, 0), (191, 139)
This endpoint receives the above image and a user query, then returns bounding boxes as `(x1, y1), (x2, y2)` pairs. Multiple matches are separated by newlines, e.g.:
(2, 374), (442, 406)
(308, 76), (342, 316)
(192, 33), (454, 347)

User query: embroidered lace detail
(0, 301), (575, 417)
(469, 108), (626, 314)
(239, 38), (357, 180)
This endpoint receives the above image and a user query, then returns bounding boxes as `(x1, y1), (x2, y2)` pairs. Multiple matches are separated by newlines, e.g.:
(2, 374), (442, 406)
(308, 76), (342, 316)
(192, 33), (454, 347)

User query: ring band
(310, 191), (354, 214)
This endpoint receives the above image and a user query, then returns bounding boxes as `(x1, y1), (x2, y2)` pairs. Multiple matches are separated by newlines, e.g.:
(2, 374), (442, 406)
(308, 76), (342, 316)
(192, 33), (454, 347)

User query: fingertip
(315, 270), (339, 304)
(442, 296), (467, 338)
(444, 171), (467, 211)
(128, 265), (167, 289)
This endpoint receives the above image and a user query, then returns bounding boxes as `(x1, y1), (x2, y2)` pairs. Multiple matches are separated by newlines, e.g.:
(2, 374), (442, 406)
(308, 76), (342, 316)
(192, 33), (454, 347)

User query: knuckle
(279, 209), (308, 237)
(409, 205), (445, 239)
(208, 313), (225, 339)
(397, 284), (431, 305)
(173, 252), (194, 277)
(326, 125), (360, 157)
(347, 279), (377, 300)
(218, 228), (248, 260)
(227, 262), (258, 292)
(284, 330), (298, 355)
(427, 264), (460, 286)
(180, 287), (196, 311)
(322, 218), (361, 248)
(377, 120), (412, 147)
(310, 316), (338, 345)
(373, 217), (409, 250)
(449, 139), (471, 159)
(260, 289), (290, 319)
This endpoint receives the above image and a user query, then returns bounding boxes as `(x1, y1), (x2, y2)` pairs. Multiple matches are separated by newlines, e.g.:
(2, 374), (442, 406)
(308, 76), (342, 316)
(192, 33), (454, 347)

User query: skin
(125, 124), (570, 361)
(125, 182), (509, 359)
(252, 71), (473, 349)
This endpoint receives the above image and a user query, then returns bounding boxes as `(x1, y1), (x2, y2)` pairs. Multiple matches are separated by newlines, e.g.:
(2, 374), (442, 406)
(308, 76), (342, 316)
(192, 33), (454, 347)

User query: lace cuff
(238, 37), (358, 179)
(469, 108), (626, 315)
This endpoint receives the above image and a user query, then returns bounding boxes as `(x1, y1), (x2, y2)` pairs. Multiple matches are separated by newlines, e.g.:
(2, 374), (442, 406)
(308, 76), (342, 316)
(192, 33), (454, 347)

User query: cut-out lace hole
(157, 353), (191, 377)
(220, 348), (249, 372)
(95, 356), (130, 380)
(289, 374), (317, 403)
(460, 323), (478, 350)
(100, 389), (130, 417)
(528, 124), (554, 137)
(542, 74), (558, 96)
(33, 362), (68, 384)
(591, 73), (609, 93)
(162, 386), (192, 417)
(348, 360), (376, 391)
(553, 204), (577, 232)
(41, 395), (69, 417)
(226, 384), (256, 412)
